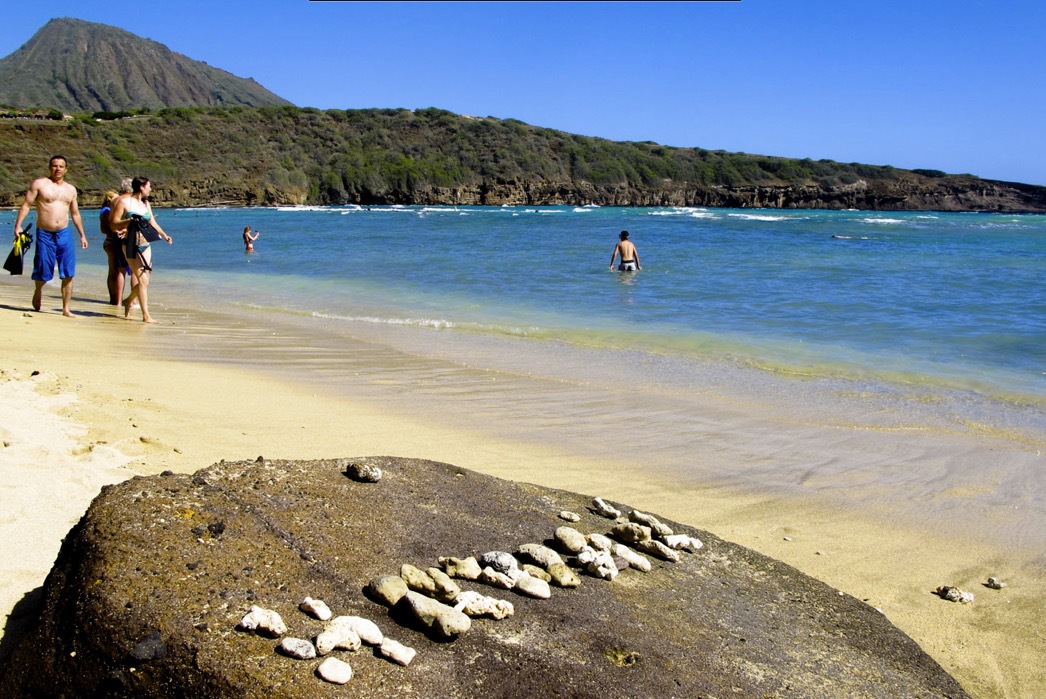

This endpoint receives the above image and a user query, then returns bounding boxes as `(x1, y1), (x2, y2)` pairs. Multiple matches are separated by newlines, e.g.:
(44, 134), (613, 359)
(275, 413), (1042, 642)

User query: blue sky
(4, 1), (1044, 185)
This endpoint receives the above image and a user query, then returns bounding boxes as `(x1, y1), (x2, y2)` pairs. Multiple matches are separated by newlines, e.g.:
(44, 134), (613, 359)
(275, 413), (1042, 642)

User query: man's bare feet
(62, 309), (75, 318)
(143, 316), (157, 324)
(31, 288), (41, 312)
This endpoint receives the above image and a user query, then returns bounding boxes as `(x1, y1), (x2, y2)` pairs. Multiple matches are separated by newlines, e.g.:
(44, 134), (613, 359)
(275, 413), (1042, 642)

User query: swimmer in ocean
(243, 225), (259, 251)
(610, 230), (640, 271)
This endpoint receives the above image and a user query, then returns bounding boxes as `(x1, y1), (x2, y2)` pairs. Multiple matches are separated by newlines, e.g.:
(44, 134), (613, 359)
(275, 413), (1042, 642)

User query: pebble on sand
(934, 586), (975, 604)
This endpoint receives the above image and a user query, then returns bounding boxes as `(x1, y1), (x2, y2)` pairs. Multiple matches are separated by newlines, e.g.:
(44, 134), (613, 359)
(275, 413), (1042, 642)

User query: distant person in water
(610, 230), (640, 271)
(243, 226), (259, 252)
(13, 155), (89, 316)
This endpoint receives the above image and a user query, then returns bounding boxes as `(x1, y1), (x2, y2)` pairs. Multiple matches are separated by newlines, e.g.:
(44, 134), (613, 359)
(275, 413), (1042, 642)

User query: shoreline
(0, 275), (1043, 698)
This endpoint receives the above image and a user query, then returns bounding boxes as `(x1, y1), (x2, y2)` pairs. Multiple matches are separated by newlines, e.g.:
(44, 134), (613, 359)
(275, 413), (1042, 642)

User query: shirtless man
(14, 155), (89, 316)
(609, 230), (641, 271)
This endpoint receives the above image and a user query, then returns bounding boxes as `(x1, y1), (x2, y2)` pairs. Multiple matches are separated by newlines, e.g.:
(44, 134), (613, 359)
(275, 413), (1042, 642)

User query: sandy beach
(0, 275), (1043, 699)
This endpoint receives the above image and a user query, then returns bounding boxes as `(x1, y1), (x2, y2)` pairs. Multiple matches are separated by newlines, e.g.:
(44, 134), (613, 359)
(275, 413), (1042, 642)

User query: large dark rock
(0, 457), (970, 698)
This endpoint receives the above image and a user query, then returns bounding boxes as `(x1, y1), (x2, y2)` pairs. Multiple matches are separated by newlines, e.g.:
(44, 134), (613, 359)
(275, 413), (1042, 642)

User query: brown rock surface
(0, 457), (971, 698)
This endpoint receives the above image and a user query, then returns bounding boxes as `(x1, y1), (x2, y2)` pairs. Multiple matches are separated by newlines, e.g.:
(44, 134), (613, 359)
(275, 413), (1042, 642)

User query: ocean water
(5, 204), (1045, 549)
(108, 205), (1044, 399)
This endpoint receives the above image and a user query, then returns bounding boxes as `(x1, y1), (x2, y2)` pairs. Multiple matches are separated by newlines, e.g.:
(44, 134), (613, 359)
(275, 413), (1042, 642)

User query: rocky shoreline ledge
(0, 457), (970, 698)
(5, 173), (1042, 213)
(331, 175), (1046, 212)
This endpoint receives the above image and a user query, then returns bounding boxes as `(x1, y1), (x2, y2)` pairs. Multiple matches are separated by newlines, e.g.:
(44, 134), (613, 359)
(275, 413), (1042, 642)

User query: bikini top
(123, 210), (152, 221)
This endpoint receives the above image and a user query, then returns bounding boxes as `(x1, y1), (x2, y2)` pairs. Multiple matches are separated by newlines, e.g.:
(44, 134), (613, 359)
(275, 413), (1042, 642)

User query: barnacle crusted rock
(0, 457), (973, 698)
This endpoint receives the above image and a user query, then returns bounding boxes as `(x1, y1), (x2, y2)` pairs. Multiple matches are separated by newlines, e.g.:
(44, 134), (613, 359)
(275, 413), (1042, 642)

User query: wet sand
(0, 274), (1043, 698)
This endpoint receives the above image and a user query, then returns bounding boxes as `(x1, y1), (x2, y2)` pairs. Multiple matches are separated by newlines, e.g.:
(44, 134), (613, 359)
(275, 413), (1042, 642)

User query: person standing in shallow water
(243, 225), (259, 252)
(13, 155), (89, 316)
(610, 230), (640, 271)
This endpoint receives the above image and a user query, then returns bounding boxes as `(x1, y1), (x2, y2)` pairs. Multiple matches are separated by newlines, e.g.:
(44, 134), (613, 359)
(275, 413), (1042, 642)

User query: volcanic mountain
(0, 17), (293, 112)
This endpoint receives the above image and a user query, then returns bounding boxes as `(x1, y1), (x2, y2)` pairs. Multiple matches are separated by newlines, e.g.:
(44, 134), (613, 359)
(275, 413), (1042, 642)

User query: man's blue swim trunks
(32, 227), (76, 282)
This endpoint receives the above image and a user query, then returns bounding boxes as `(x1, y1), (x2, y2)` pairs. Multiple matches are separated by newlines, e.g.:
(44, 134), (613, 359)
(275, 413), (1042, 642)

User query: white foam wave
(349, 206), (414, 214)
(647, 207), (712, 217)
(859, 218), (905, 225)
(312, 312), (455, 330)
(727, 213), (791, 222)
(276, 205), (333, 212)
(308, 310), (546, 338)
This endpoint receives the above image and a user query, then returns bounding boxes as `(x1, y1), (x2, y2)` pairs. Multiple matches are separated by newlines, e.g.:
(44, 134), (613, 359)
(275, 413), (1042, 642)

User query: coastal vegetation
(3, 105), (1045, 211)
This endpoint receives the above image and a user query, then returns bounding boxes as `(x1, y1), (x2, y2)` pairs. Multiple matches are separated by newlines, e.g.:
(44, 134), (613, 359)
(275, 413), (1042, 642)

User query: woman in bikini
(109, 176), (172, 323)
(243, 225), (259, 251)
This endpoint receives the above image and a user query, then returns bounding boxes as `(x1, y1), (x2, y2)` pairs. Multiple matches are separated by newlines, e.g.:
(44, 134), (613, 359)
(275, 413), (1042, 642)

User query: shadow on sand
(0, 586), (44, 666)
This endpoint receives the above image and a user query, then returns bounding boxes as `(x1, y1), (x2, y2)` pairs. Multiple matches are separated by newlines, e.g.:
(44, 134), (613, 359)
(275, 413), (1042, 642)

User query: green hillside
(2, 105), (1044, 212)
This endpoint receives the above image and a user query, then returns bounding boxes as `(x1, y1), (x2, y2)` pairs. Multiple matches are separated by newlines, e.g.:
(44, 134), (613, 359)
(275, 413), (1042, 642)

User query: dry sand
(0, 279), (1043, 699)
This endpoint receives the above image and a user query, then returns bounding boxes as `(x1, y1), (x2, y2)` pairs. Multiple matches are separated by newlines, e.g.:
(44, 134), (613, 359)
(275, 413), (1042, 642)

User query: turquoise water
(4, 204), (1045, 548)
(84, 205), (1045, 400)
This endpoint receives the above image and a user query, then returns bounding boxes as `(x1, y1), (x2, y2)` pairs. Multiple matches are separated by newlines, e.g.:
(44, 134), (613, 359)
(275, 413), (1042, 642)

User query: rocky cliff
(0, 457), (970, 698)
(3, 169), (1042, 213)
(362, 174), (1046, 212)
